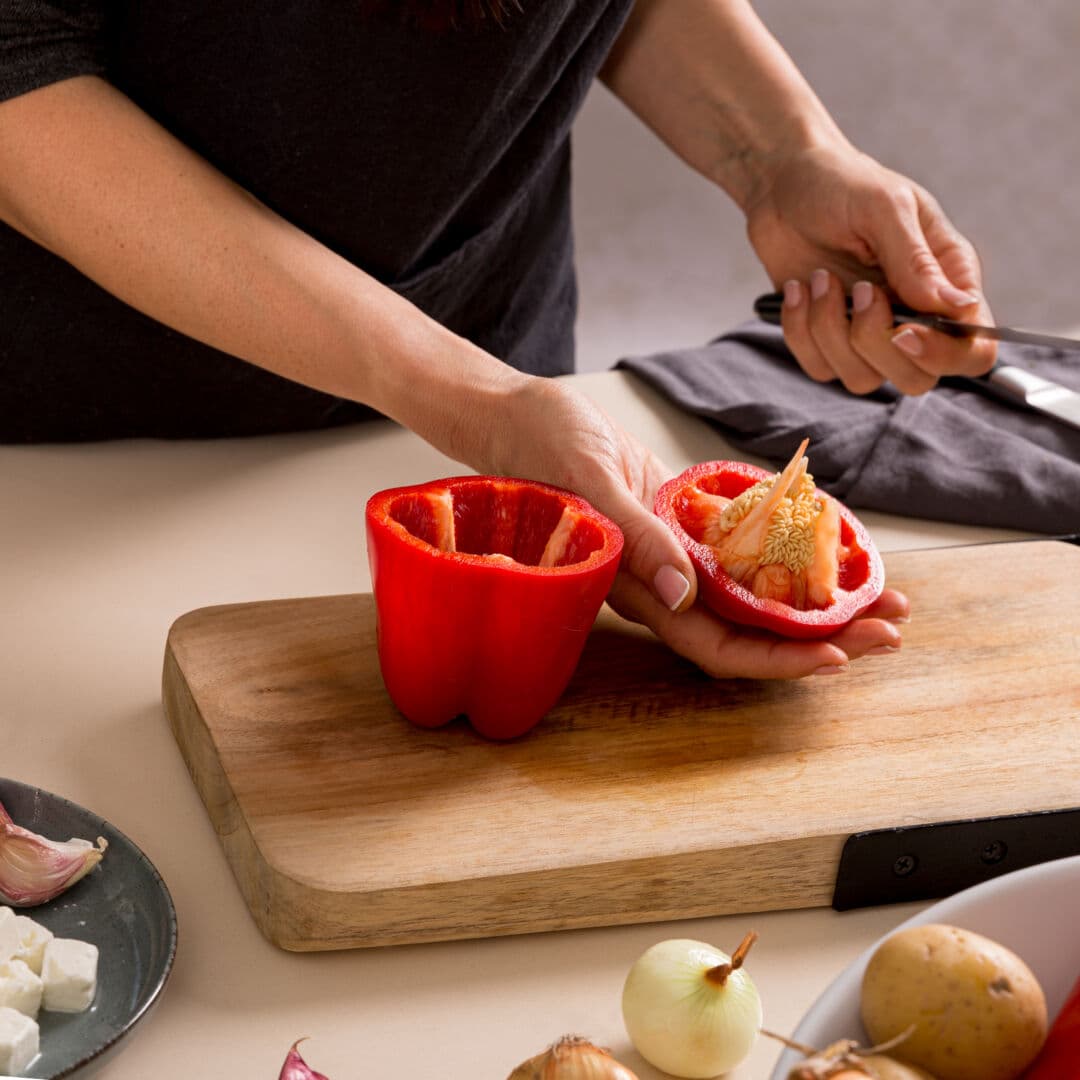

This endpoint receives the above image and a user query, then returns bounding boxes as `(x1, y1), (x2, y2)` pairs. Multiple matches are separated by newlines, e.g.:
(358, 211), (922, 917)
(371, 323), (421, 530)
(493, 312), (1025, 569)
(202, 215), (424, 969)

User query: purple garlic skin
(0, 798), (108, 907)
(279, 1041), (331, 1080)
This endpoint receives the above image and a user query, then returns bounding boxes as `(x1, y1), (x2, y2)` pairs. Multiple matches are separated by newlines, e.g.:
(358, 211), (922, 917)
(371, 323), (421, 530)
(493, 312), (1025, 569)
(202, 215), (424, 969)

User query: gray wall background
(571, 1), (1080, 370)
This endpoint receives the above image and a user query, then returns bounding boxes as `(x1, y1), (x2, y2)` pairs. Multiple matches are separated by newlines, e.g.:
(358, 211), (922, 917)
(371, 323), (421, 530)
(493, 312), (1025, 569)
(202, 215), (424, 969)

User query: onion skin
(772, 1029), (938, 1080)
(507, 1035), (639, 1079)
(812, 1067), (937, 1080)
(859, 1056), (938, 1080)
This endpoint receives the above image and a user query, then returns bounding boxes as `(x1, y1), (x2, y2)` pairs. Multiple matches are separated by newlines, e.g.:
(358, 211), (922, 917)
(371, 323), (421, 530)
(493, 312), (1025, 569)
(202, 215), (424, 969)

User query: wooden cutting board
(163, 541), (1080, 951)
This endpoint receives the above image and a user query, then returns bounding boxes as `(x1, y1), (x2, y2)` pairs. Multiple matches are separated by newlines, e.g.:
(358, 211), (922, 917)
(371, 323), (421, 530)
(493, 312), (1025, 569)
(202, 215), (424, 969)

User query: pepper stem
(704, 930), (758, 987)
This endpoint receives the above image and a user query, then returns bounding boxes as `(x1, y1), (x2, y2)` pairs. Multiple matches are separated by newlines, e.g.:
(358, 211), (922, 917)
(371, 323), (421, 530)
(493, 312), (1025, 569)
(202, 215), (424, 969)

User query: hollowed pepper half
(365, 475), (623, 740)
(655, 440), (884, 639)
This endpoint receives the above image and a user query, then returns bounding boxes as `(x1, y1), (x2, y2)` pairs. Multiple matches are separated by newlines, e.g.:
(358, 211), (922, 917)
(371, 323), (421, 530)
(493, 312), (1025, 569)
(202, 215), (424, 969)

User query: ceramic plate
(770, 854), (1080, 1078)
(0, 778), (177, 1079)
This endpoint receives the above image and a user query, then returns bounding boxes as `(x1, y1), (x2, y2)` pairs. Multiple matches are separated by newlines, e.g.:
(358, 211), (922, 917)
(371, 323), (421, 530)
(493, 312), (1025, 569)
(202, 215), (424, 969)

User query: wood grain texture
(162, 541), (1080, 950)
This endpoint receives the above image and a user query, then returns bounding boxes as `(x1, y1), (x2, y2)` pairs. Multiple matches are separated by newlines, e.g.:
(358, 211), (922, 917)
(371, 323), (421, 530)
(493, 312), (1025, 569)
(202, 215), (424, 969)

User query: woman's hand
(746, 142), (998, 394)
(602, 1), (995, 396)
(487, 377), (908, 678)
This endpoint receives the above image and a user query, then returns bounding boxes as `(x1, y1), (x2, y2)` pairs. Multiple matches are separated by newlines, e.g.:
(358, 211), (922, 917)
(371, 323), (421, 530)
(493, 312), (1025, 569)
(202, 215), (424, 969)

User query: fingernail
(888, 615), (911, 625)
(654, 564), (691, 611)
(892, 328), (924, 357)
(867, 644), (900, 656)
(811, 268), (829, 300)
(812, 664), (848, 676)
(783, 279), (801, 308)
(938, 283), (979, 308)
(852, 281), (873, 314)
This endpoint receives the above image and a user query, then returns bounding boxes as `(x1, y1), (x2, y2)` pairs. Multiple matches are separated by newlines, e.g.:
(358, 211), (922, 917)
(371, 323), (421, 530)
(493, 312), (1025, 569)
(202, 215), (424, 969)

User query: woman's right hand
(481, 376), (908, 679)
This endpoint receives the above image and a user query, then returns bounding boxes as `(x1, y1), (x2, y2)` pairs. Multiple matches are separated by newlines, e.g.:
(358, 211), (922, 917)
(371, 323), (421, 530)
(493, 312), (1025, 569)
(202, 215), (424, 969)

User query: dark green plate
(0, 778), (177, 1079)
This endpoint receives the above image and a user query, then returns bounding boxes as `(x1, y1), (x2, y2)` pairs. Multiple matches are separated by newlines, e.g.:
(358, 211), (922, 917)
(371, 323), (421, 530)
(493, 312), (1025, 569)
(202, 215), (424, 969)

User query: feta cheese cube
(0, 908), (18, 964)
(41, 937), (98, 1013)
(0, 959), (42, 1019)
(0, 1005), (39, 1074)
(12, 916), (52, 975)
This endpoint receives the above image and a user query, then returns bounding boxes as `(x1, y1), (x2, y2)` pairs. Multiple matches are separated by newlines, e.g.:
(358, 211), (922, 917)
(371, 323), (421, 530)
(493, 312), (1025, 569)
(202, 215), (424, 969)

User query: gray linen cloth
(617, 322), (1080, 535)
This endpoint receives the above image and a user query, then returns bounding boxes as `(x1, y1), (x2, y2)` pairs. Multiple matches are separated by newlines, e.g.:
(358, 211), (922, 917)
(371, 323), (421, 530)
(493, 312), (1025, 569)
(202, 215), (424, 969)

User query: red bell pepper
(1022, 972), (1080, 1079)
(365, 475), (623, 740)
(654, 441), (884, 639)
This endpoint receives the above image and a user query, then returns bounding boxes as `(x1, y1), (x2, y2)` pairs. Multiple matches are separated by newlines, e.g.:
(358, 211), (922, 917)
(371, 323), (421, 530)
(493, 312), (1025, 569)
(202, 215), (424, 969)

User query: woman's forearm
(0, 75), (527, 462)
(601, 0), (849, 210)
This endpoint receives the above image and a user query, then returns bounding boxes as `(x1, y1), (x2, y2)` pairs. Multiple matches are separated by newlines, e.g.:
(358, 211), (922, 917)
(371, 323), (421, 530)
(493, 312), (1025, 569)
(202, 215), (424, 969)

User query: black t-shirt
(0, 1), (633, 440)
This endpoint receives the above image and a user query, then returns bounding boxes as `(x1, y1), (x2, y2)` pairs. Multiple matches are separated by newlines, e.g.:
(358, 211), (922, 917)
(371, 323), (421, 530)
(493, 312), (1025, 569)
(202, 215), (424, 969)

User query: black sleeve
(0, 0), (107, 104)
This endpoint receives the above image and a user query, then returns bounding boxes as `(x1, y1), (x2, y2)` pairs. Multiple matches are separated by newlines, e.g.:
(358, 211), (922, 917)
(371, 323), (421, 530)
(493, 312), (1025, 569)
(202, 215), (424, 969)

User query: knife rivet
(892, 854), (917, 877)
(980, 840), (1008, 865)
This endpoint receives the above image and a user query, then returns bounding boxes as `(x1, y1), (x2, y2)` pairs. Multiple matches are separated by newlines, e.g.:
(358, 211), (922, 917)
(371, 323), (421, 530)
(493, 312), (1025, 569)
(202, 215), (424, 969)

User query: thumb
(604, 486), (697, 614)
(872, 192), (980, 316)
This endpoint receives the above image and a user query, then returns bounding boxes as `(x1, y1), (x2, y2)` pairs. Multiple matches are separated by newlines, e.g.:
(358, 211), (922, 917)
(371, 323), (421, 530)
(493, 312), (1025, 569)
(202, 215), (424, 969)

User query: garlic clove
(278, 1039), (331, 1080)
(0, 806), (108, 907)
(507, 1035), (640, 1080)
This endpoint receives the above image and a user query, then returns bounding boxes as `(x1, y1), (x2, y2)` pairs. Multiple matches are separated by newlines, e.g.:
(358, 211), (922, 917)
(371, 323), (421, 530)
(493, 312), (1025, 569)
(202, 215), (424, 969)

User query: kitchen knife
(753, 291), (1080, 431)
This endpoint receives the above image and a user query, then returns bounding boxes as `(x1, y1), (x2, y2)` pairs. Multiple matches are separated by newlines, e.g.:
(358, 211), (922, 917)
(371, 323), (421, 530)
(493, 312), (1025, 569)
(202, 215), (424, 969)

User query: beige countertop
(1, 370), (1034, 1079)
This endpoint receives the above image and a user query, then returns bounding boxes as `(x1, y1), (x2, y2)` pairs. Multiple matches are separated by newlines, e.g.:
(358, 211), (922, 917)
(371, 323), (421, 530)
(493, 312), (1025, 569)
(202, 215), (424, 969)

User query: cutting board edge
(166, 592), (361, 641)
(162, 641), (285, 944)
(214, 829), (848, 952)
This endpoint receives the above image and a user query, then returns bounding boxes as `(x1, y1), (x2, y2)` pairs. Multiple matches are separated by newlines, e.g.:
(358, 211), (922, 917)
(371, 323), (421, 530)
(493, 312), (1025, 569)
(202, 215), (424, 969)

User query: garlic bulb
(507, 1036), (639, 1080)
(0, 799), (107, 907)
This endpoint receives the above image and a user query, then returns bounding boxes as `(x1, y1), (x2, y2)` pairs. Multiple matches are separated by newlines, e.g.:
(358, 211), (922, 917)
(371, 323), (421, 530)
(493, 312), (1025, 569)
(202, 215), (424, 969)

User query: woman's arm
(600, 0), (844, 212)
(0, 73), (906, 676)
(601, 0), (996, 395)
(0, 75), (707, 617)
(0, 75), (532, 465)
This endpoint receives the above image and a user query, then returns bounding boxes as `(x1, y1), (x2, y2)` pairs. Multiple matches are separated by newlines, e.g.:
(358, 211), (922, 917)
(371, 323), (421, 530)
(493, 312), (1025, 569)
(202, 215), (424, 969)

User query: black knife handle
(754, 290), (1009, 395)
(754, 291), (962, 335)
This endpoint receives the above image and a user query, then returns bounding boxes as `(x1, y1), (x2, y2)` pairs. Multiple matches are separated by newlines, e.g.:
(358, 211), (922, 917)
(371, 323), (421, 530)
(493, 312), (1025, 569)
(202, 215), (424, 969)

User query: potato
(860, 923), (1047, 1080)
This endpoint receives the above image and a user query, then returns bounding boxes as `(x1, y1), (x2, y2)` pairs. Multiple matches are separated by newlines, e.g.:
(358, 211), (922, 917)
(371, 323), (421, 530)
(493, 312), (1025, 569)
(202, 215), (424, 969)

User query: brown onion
(507, 1035), (639, 1080)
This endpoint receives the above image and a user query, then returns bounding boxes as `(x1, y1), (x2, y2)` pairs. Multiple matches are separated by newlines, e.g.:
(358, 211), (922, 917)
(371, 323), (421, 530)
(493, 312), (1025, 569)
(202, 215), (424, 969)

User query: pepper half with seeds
(655, 440), (884, 639)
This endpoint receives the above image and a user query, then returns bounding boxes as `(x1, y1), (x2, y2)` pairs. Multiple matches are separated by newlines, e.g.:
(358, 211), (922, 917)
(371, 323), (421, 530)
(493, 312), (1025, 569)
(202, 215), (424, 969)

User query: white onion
(621, 936), (762, 1079)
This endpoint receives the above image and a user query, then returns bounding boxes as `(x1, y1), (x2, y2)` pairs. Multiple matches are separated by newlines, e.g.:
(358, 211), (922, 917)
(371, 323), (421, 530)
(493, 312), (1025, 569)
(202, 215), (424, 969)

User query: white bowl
(769, 855), (1080, 1078)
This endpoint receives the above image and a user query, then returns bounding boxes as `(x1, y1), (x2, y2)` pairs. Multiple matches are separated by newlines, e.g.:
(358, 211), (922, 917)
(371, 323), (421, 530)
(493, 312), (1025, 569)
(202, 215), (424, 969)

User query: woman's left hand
(490, 376), (909, 680)
(745, 142), (998, 395)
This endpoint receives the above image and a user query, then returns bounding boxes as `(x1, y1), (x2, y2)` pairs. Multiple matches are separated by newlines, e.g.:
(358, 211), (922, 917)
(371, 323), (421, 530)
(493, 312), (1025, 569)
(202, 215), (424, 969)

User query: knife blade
(753, 292), (1080, 431)
(951, 364), (1080, 430)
